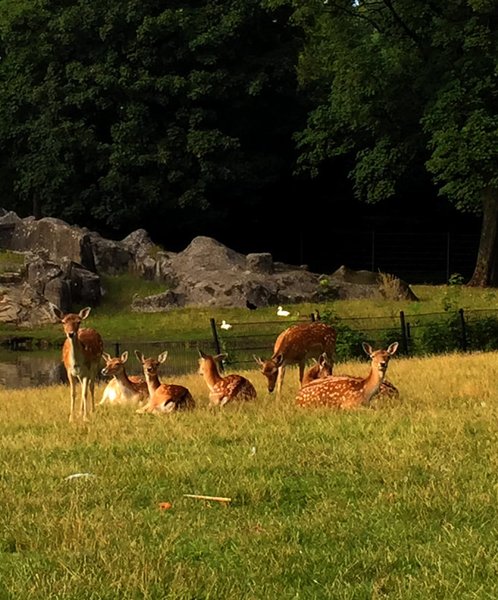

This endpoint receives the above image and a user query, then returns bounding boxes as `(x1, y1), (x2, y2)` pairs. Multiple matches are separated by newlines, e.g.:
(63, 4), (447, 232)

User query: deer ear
(50, 303), (64, 321)
(134, 350), (144, 363)
(362, 342), (373, 356)
(102, 352), (112, 362)
(158, 351), (169, 363)
(253, 355), (264, 367)
(198, 349), (208, 359)
(274, 353), (284, 367)
(387, 342), (399, 356)
(79, 307), (92, 320)
(214, 353), (227, 363)
(319, 353), (328, 365)
(120, 351), (129, 363)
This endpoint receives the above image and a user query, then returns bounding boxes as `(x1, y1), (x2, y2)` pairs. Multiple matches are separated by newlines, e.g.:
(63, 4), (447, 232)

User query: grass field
(2, 350), (498, 599)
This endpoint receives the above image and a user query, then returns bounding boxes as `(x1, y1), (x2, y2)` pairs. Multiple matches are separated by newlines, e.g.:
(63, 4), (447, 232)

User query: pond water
(0, 342), (205, 389)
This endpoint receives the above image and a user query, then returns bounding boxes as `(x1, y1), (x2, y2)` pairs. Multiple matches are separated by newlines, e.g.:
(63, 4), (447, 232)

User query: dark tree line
(0, 1), (497, 284)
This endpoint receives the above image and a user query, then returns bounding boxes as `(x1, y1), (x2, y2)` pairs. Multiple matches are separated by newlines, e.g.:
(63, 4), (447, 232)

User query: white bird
(277, 306), (290, 317)
(220, 320), (232, 330)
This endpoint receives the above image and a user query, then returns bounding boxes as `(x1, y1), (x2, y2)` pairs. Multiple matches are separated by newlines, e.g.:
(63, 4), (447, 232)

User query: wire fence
(300, 231), (480, 284)
(108, 307), (498, 378)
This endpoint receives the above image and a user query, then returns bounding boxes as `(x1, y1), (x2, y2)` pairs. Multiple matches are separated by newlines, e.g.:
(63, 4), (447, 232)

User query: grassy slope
(3, 275), (498, 345)
(1, 351), (498, 598)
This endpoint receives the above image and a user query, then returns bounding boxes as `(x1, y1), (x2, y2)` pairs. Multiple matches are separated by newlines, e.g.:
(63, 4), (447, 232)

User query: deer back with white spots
(296, 342), (399, 409)
(198, 349), (257, 406)
(254, 322), (337, 399)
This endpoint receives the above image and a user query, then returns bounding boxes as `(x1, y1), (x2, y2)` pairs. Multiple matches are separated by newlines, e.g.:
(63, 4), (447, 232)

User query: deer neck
(202, 361), (223, 391)
(64, 334), (85, 371)
(115, 369), (137, 392)
(145, 373), (161, 397)
(361, 366), (386, 405)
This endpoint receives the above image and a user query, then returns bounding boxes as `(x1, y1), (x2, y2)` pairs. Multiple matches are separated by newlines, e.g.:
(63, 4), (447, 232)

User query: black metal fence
(108, 308), (498, 377)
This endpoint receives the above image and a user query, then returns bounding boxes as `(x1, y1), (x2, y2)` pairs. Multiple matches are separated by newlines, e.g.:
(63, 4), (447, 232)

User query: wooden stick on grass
(183, 494), (231, 503)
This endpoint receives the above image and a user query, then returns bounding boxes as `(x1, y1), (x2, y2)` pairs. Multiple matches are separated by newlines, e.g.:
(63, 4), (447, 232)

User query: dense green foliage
(0, 0), (304, 236)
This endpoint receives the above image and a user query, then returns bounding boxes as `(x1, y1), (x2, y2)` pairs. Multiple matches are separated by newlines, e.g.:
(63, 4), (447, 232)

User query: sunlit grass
(2, 352), (498, 598)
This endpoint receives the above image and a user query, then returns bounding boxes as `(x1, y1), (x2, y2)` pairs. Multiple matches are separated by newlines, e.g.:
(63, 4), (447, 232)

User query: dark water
(0, 342), (210, 389)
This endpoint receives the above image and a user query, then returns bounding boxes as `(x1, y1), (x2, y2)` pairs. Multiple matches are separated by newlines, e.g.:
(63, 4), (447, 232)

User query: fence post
(114, 342), (120, 357)
(209, 317), (223, 372)
(459, 308), (468, 352)
(310, 312), (315, 322)
(399, 311), (409, 355)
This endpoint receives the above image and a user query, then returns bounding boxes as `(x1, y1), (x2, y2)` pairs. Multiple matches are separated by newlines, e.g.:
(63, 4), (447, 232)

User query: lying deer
(100, 351), (149, 407)
(254, 321), (336, 399)
(51, 304), (103, 421)
(300, 351), (399, 399)
(135, 351), (195, 413)
(301, 352), (333, 387)
(198, 349), (257, 406)
(296, 342), (399, 409)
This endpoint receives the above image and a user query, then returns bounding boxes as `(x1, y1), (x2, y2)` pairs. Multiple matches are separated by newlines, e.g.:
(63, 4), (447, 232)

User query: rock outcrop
(0, 210), (418, 324)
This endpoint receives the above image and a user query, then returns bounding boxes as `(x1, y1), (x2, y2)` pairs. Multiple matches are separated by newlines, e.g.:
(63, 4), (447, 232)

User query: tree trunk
(468, 188), (498, 286)
(32, 196), (41, 220)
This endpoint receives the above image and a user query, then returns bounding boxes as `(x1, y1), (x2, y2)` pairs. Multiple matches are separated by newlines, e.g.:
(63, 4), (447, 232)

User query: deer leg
(81, 377), (89, 421)
(298, 360), (306, 385)
(89, 378), (96, 413)
(276, 365), (286, 399)
(68, 374), (78, 422)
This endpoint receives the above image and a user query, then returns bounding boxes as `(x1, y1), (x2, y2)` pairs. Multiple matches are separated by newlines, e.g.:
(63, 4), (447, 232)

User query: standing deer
(198, 349), (257, 406)
(296, 341), (399, 409)
(100, 351), (149, 407)
(135, 351), (195, 413)
(254, 322), (337, 399)
(301, 352), (333, 387)
(51, 305), (104, 421)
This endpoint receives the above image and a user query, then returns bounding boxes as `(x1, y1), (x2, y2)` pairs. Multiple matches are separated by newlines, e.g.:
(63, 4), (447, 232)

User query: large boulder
(0, 214), (96, 271)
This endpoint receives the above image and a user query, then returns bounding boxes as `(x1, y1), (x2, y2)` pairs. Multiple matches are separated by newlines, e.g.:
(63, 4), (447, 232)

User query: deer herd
(51, 304), (400, 422)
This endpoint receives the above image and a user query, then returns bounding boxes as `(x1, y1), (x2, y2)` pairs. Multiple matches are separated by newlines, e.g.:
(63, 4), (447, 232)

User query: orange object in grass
(159, 502), (172, 510)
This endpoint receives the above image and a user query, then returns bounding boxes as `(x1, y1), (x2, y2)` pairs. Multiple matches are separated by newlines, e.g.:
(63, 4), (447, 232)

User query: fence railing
(107, 308), (498, 377)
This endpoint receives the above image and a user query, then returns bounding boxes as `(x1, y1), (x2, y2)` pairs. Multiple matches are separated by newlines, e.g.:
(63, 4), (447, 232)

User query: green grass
(1, 352), (498, 598)
(3, 278), (498, 347)
(0, 249), (25, 273)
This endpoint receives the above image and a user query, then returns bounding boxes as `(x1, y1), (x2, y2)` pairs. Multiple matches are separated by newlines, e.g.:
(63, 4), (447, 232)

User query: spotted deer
(254, 322), (337, 399)
(100, 351), (149, 407)
(300, 351), (399, 399)
(134, 351), (195, 413)
(301, 352), (333, 387)
(198, 349), (257, 406)
(51, 305), (104, 421)
(296, 342), (399, 409)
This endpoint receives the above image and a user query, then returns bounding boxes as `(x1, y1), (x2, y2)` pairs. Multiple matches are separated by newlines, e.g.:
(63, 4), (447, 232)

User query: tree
(288, 0), (498, 286)
(0, 0), (304, 239)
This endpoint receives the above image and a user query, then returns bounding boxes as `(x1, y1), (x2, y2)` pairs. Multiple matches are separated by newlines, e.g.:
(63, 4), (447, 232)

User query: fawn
(135, 351), (195, 413)
(198, 349), (257, 406)
(296, 342), (399, 409)
(254, 321), (336, 399)
(301, 352), (333, 387)
(51, 304), (103, 421)
(100, 351), (149, 407)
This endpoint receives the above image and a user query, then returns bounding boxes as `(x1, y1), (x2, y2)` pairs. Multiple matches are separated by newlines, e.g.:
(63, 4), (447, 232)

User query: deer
(254, 321), (337, 399)
(300, 350), (399, 399)
(295, 341), (399, 409)
(51, 304), (104, 422)
(134, 350), (195, 413)
(100, 351), (149, 407)
(198, 349), (257, 406)
(301, 352), (333, 387)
